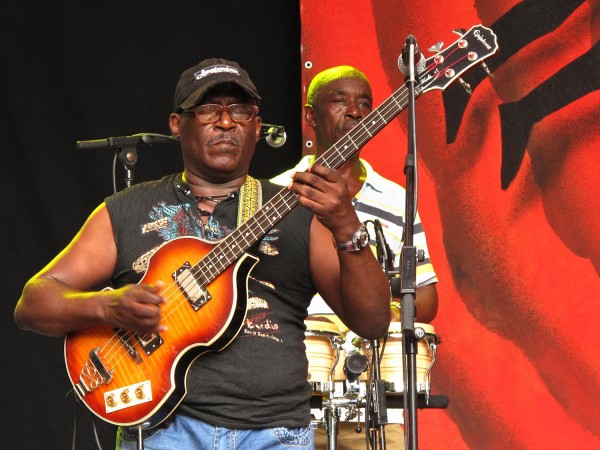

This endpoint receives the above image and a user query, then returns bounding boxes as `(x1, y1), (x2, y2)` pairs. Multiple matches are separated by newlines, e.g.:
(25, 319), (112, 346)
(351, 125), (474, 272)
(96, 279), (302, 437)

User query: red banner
(301, 1), (600, 448)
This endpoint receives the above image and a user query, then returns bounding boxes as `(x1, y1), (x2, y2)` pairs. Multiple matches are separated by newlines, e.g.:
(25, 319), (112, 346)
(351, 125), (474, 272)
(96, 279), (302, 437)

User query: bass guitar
(64, 24), (498, 429)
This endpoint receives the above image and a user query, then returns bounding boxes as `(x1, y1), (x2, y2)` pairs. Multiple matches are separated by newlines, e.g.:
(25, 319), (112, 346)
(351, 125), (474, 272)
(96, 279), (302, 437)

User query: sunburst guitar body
(64, 236), (256, 428)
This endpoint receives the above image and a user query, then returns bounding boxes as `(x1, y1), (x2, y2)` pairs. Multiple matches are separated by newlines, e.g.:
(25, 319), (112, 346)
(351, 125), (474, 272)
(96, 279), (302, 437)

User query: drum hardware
(343, 350), (369, 395)
(321, 390), (365, 449)
(306, 315), (445, 450)
(421, 332), (439, 404)
(365, 337), (389, 450)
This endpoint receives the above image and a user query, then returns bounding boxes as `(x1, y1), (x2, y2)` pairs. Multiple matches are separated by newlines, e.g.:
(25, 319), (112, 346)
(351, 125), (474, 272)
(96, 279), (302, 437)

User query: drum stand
(364, 337), (388, 450)
(320, 338), (367, 450)
(320, 338), (391, 450)
(317, 333), (448, 450)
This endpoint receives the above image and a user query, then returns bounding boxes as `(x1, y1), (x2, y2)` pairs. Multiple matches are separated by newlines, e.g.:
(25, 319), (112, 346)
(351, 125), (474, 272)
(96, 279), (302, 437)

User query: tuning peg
(480, 61), (495, 78)
(457, 77), (472, 95)
(452, 28), (467, 36)
(428, 41), (444, 53)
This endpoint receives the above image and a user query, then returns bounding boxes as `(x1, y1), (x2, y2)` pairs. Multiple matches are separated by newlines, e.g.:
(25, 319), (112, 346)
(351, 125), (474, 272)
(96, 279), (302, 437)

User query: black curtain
(0, 2), (300, 449)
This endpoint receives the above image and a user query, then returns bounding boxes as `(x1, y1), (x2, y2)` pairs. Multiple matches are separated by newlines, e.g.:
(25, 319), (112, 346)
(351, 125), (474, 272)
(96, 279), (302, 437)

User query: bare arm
(391, 283), (439, 324)
(289, 164), (391, 339)
(14, 203), (165, 337)
(415, 283), (438, 323)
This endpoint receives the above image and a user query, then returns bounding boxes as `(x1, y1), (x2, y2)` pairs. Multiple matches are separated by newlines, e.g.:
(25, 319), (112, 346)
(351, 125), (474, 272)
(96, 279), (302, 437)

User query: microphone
(397, 34), (426, 77)
(261, 123), (287, 148)
(373, 219), (394, 273)
(76, 133), (177, 150)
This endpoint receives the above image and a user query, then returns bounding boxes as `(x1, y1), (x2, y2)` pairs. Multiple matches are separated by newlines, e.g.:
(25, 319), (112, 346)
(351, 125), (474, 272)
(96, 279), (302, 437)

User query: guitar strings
(98, 51), (472, 372)
(101, 69), (424, 370)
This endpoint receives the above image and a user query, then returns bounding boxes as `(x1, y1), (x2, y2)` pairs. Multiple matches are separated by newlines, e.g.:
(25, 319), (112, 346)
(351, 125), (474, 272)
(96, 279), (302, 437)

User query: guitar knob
(135, 385), (146, 400)
(457, 77), (473, 95)
(480, 61), (495, 78)
(428, 41), (444, 53)
(120, 388), (131, 404)
(105, 393), (118, 408)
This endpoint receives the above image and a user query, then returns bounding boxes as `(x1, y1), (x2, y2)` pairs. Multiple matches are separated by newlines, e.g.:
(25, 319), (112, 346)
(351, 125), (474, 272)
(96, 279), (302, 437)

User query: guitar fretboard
(191, 85), (413, 285)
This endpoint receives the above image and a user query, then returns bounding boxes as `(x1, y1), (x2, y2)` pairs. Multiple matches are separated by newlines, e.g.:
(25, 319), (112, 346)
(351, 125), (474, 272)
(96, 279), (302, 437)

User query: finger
(291, 171), (328, 195)
(307, 163), (338, 181)
(290, 182), (332, 213)
(137, 300), (163, 316)
(138, 284), (167, 304)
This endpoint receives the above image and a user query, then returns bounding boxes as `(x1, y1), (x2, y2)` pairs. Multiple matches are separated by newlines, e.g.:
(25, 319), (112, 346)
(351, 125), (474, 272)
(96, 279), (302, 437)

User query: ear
(304, 105), (316, 128)
(254, 116), (262, 143)
(169, 113), (181, 139)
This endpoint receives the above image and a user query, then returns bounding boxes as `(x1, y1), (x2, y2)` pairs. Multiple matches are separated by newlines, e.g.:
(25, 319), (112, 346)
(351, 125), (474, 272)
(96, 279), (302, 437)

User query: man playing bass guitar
(14, 58), (392, 449)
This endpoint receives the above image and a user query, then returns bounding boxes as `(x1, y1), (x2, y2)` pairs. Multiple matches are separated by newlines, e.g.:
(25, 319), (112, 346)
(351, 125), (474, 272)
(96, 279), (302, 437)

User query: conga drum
(304, 317), (344, 392)
(380, 322), (438, 393)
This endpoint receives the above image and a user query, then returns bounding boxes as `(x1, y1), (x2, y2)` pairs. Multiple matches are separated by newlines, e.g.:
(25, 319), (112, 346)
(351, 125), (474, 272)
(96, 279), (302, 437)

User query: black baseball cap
(173, 58), (261, 112)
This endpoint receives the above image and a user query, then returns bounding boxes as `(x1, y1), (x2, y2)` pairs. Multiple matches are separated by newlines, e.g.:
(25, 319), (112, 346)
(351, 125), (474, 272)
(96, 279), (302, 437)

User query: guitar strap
(237, 175), (262, 227)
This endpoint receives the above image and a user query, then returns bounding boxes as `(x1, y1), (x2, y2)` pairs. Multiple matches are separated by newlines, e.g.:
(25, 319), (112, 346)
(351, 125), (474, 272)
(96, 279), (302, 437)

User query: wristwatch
(333, 224), (370, 252)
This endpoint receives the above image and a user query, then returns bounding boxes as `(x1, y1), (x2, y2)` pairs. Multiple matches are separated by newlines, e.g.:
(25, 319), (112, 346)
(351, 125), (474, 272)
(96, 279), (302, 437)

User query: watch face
(354, 226), (370, 249)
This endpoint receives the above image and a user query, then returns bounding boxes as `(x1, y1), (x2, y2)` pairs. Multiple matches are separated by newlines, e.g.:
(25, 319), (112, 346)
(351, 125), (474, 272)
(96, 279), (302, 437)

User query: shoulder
(361, 159), (406, 195)
(106, 174), (177, 204)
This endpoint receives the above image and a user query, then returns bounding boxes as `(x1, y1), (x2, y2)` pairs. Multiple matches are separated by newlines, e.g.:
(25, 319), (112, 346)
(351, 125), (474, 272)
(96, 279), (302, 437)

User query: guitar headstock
(417, 24), (499, 93)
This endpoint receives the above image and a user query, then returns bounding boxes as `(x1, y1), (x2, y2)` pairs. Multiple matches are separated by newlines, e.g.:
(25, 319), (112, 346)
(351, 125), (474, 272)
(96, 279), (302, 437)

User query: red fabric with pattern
(301, 1), (600, 448)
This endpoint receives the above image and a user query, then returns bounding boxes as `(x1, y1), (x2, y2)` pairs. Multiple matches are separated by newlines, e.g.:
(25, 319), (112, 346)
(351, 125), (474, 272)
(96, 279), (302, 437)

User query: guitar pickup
(173, 261), (212, 311)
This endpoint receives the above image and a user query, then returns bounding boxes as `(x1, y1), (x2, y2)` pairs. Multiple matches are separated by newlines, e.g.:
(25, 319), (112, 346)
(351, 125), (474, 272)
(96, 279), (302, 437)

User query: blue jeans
(116, 414), (314, 450)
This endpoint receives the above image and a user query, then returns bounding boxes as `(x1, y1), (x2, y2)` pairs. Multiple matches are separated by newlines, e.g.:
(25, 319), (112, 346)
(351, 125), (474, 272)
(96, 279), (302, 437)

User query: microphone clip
(260, 123), (287, 148)
(397, 34), (426, 82)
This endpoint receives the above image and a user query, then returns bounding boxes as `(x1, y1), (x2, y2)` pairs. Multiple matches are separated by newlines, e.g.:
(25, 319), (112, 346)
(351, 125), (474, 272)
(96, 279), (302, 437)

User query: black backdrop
(1, 2), (300, 449)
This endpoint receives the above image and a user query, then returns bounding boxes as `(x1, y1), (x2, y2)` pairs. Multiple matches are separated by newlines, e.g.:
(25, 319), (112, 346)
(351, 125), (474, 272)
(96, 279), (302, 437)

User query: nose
(215, 108), (236, 130)
(345, 99), (364, 120)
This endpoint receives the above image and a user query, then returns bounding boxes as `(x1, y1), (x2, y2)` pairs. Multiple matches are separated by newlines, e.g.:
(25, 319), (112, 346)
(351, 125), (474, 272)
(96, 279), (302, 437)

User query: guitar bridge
(74, 347), (113, 398)
(173, 261), (211, 311)
(115, 328), (143, 363)
(89, 347), (112, 382)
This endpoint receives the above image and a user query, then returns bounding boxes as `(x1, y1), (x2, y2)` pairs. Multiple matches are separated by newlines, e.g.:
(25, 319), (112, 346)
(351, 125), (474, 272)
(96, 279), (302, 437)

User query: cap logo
(194, 65), (240, 80)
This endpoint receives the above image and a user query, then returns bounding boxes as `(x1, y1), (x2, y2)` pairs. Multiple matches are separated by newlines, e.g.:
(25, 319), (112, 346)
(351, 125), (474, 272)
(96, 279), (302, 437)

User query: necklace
(194, 193), (236, 203)
(194, 192), (236, 217)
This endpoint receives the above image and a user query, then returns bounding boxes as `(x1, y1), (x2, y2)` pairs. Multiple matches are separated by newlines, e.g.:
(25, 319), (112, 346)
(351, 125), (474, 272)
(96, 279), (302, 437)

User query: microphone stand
(74, 132), (178, 450)
(116, 143), (138, 189)
(76, 133), (178, 193)
(400, 35), (420, 450)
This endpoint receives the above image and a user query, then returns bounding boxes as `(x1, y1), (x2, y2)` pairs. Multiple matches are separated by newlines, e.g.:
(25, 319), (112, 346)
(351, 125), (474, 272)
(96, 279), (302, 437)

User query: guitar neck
(194, 24), (500, 286)
(195, 84), (415, 285)
(316, 85), (412, 170)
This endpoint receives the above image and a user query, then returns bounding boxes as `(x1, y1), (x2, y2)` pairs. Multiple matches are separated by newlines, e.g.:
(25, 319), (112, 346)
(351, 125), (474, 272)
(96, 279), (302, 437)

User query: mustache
(342, 120), (360, 132)
(207, 132), (241, 146)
